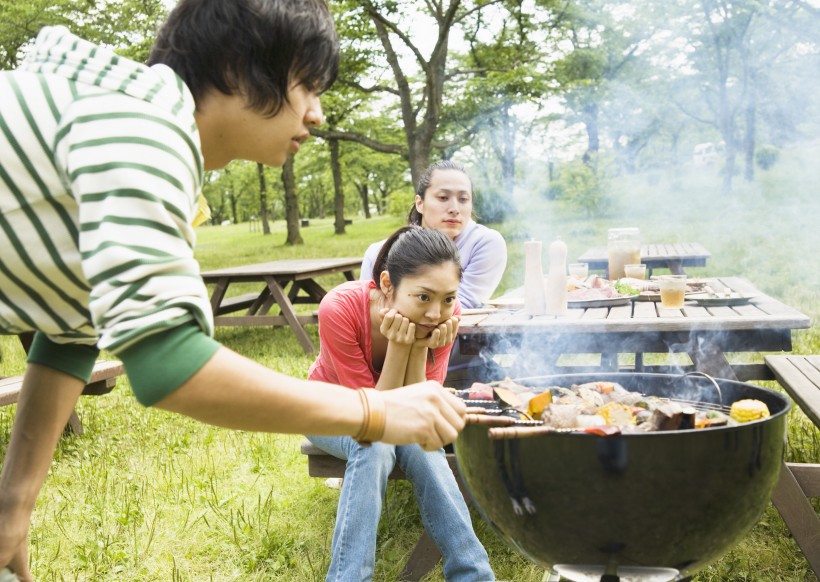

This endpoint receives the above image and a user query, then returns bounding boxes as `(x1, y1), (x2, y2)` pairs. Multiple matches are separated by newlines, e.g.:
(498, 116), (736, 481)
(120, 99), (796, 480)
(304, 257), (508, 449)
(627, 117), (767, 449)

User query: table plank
(766, 355), (820, 427)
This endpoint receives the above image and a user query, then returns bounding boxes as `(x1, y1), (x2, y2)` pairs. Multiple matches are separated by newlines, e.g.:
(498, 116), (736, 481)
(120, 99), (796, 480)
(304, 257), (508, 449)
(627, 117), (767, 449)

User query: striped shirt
(0, 26), (218, 404)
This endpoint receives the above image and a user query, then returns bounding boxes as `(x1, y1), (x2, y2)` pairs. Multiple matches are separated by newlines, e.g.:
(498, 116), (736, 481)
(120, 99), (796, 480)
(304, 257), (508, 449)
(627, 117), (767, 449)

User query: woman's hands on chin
(379, 308), (416, 345)
(415, 315), (460, 350)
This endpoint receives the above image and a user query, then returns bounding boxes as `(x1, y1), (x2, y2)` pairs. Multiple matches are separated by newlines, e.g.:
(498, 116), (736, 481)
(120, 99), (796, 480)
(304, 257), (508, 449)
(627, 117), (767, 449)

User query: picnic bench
(1, 334), (124, 435)
(300, 440), (468, 581)
(201, 257), (361, 355)
(765, 355), (820, 579)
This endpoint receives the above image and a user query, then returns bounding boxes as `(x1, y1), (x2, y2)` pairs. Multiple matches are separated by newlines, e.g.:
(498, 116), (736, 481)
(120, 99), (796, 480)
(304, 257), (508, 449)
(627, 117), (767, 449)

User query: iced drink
(658, 275), (687, 308)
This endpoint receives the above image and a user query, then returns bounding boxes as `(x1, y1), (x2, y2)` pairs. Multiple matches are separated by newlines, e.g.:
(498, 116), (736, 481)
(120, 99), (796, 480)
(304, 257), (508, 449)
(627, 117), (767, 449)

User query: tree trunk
(281, 156), (303, 245)
(407, 135), (432, 190)
(257, 163), (271, 235)
(719, 84), (736, 194)
(743, 102), (755, 182)
(329, 138), (346, 235)
(357, 182), (371, 218)
(582, 101), (600, 164)
(743, 73), (757, 182)
(501, 105), (516, 196)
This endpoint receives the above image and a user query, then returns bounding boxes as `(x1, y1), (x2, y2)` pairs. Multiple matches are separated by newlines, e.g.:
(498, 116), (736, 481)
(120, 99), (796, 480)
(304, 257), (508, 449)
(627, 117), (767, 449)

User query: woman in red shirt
(307, 225), (494, 581)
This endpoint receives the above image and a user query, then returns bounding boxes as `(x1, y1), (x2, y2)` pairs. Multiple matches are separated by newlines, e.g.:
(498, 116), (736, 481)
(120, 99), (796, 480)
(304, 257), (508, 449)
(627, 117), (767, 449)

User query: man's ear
(379, 271), (393, 297)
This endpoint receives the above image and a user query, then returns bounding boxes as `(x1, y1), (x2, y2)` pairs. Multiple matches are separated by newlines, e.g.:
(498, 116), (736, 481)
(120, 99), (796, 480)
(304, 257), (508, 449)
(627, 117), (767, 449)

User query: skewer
(489, 424), (621, 439)
(465, 406), (495, 414)
(465, 414), (518, 426)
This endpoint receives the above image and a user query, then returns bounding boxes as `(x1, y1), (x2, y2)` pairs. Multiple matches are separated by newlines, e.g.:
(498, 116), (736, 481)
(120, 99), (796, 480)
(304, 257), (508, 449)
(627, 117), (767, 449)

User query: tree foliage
(3, 0), (819, 226)
(0, 0), (166, 68)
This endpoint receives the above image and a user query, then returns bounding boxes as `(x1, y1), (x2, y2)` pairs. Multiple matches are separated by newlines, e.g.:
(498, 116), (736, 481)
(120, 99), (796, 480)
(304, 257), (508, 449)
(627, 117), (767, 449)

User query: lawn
(1, 144), (819, 581)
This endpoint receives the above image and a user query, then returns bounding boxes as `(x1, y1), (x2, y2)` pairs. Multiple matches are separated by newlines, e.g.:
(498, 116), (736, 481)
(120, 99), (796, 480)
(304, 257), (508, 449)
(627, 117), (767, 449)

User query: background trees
(2, 0), (818, 228)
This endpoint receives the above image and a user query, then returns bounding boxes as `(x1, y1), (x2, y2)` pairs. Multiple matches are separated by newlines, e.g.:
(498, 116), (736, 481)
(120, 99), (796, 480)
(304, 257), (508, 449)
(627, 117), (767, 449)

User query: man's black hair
(148, 0), (339, 116)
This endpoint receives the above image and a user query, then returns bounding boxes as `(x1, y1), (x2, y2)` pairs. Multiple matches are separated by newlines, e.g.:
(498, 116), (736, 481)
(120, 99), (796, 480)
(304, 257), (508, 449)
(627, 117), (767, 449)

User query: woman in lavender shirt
(360, 161), (507, 310)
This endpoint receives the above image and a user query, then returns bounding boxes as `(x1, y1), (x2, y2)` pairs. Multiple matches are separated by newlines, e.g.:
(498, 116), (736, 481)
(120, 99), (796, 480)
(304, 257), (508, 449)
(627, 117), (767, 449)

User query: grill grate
(665, 397), (731, 414)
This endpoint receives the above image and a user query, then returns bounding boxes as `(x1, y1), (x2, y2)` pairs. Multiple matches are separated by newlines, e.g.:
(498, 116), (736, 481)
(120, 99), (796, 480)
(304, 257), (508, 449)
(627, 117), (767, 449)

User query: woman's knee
(347, 442), (396, 473)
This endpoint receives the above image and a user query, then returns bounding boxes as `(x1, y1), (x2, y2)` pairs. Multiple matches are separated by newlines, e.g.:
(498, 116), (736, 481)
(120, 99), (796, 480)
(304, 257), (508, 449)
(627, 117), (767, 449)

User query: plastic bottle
(523, 240), (546, 316)
(545, 238), (568, 316)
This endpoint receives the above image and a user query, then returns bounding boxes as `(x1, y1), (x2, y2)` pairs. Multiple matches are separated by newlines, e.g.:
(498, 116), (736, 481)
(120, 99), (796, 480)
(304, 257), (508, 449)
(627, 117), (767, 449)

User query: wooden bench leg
(771, 461), (820, 578)
(63, 410), (84, 436)
(399, 531), (441, 581)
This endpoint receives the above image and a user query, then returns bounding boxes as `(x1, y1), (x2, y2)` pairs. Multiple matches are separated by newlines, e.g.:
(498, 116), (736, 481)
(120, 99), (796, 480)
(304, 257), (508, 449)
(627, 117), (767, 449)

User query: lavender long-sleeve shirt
(360, 220), (507, 309)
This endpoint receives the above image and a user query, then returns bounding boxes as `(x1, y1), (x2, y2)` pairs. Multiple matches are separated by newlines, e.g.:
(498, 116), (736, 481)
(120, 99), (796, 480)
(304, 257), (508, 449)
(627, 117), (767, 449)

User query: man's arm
(0, 365), (86, 582)
(155, 346), (465, 448)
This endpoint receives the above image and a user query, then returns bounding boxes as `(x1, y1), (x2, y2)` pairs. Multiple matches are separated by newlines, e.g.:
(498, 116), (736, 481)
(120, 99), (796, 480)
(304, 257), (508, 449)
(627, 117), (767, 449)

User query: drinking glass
(624, 263), (647, 280)
(607, 228), (641, 280)
(658, 275), (687, 309)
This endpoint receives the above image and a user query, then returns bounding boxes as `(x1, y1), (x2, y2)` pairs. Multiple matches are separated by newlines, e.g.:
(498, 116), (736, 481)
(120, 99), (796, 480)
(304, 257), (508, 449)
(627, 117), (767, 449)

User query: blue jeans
(307, 435), (495, 582)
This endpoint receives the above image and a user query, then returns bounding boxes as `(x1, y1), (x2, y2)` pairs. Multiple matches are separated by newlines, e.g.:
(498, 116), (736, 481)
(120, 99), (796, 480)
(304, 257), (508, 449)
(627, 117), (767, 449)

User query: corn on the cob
(729, 399), (770, 423)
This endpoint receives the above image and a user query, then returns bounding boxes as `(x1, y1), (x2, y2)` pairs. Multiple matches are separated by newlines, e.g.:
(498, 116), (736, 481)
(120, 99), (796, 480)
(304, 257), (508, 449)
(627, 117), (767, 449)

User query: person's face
(415, 169), (473, 239)
(381, 263), (460, 338)
(201, 82), (323, 170)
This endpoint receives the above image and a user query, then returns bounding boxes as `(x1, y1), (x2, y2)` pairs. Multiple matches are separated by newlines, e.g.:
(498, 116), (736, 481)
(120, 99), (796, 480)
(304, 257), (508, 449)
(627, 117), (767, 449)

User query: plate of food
(685, 292), (757, 306)
(568, 296), (634, 308)
(566, 287), (634, 308)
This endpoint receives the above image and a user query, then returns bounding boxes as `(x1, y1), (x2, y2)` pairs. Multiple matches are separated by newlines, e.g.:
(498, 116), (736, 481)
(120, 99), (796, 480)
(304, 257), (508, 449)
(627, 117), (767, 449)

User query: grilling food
(457, 378), (767, 433)
(730, 399), (771, 422)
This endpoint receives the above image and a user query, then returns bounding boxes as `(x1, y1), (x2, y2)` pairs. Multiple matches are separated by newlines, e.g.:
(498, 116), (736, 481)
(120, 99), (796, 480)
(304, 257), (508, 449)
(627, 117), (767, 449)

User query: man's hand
(0, 504), (33, 581)
(378, 381), (466, 451)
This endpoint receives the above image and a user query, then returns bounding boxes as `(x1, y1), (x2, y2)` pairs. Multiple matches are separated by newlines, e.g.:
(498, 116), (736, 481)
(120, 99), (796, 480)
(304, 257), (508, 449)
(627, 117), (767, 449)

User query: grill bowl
(454, 373), (790, 579)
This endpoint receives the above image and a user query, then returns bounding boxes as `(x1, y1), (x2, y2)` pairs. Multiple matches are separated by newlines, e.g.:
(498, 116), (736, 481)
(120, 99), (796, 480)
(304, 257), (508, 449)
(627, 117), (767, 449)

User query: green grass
(2, 144), (820, 580)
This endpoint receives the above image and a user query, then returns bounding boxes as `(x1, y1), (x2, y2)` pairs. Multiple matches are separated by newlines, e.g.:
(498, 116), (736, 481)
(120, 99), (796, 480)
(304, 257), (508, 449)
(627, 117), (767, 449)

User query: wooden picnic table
(577, 242), (711, 276)
(765, 355), (820, 579)
(451, 276), (809, 384)
(200, 257), (361, 355)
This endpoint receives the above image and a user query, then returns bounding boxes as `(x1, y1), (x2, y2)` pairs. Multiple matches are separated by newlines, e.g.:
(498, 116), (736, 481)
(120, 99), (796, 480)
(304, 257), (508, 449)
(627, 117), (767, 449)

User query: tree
(662, 0), (819, 192)
(282, 156), (303, 246)
(448, 1), (553, 195)
(0, 0), (166, 68)
(257, 163), (271, 234)
(314, 0), (541, 187)
(547, 0), (658, 166)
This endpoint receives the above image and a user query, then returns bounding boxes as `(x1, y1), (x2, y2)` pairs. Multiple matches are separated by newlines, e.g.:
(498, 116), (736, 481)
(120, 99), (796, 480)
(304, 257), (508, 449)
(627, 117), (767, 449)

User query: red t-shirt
(308, 280), (460, 389)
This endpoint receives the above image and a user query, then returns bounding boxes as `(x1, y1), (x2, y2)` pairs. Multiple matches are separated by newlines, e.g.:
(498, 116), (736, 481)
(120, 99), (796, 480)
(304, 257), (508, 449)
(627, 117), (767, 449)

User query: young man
(0, 1), (466, 579)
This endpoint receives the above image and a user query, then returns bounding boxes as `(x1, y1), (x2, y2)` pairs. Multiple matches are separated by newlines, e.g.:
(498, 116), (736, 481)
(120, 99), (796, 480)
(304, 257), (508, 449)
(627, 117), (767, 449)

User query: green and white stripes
(0, 26), (212, 353)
